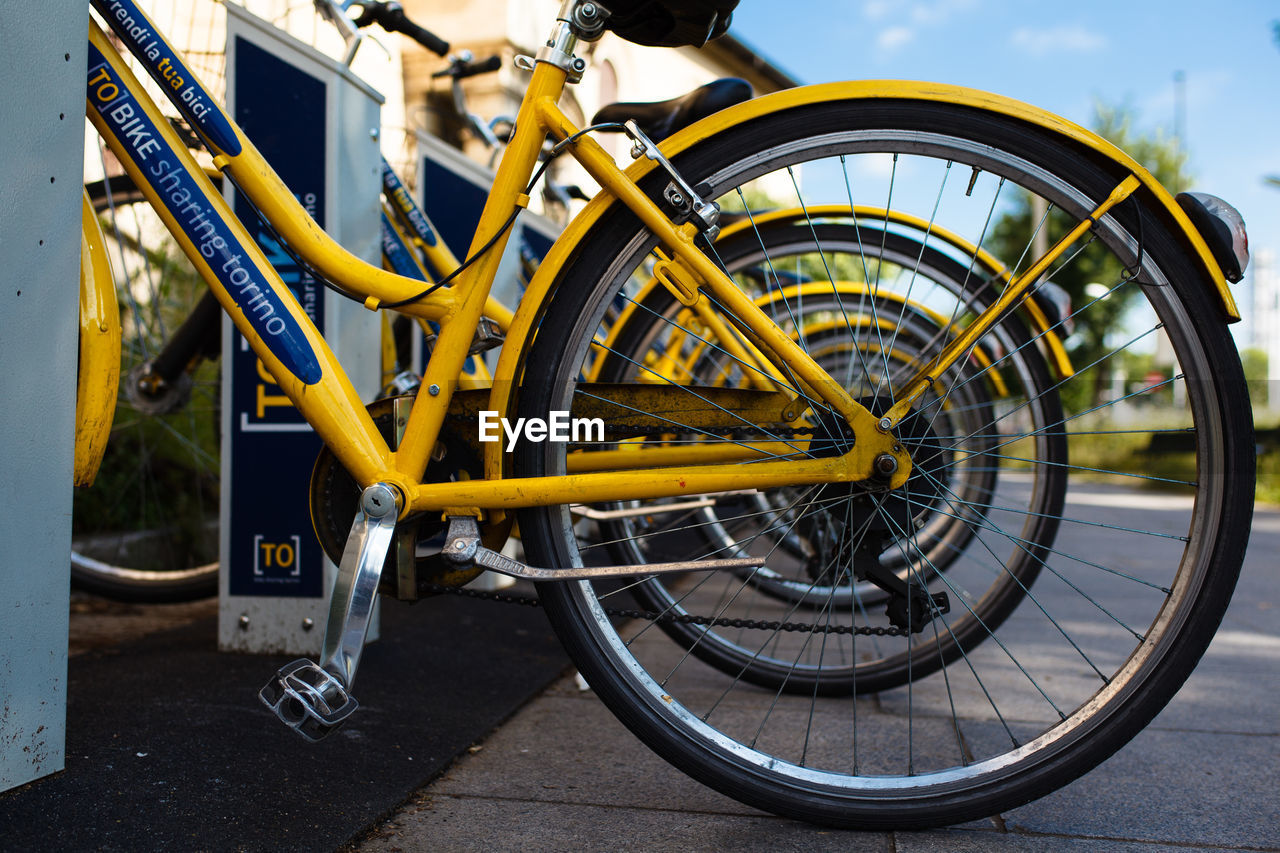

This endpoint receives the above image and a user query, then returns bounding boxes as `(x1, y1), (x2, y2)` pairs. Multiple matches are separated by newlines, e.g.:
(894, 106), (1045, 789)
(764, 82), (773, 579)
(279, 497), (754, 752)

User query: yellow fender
(599, 203), (1070, 387)
(755, 282), (1012, 398)
(75, 192), (121, 487)
(485, 80), (1238, 482)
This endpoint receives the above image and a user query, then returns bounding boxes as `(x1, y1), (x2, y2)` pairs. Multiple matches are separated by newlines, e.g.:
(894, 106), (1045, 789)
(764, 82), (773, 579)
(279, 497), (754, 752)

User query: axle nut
(874, 453), (899, 477)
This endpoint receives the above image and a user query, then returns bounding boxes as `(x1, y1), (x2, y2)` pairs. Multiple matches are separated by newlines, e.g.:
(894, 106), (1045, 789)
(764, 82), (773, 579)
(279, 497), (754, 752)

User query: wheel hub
(795, 398), (954, 629)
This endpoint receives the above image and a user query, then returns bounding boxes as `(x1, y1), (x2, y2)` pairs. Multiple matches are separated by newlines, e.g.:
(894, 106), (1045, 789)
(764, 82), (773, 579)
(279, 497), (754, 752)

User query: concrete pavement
(353, 493), (1280, 852)
(7, 486), (1274, 851)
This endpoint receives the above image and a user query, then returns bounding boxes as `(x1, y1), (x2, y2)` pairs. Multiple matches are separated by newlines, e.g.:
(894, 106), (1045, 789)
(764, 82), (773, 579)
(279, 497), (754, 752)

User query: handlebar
(431, 54), (503, 80)
(349, 1), (450, 56)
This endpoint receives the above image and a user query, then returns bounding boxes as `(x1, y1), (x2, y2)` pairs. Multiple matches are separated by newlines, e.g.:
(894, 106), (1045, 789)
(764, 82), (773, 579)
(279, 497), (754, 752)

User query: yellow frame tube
(393, 64), (572, 481)
(687, 297), (782, 391)
(566, 439), (808, 474)
(883, 175), (1141, 426)
(385, 76), (902, 508)
(87, 24), (397, 492)
(533, 99), (890, 447)
(206, 130), (454, 321)
(414, 452), (849, 510)
(390, 70), (906, 510)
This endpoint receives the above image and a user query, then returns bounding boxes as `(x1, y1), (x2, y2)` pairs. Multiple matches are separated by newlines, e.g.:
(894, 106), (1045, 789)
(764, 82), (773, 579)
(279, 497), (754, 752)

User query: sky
(727, 0), (1280, 343)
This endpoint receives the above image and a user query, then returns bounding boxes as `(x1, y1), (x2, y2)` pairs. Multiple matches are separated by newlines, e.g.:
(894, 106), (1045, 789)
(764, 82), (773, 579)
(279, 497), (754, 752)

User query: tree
(1241, 347), (1269, 410)
(986, 103), (1190, 412)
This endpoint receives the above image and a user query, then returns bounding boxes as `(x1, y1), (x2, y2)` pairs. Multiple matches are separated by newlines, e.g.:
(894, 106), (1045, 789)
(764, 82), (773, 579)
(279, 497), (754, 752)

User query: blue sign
(85, 44), (322, 385)
(381, 211), (428, 280)
(227, 38), (328, 597)
(383, 159), (438, 248)
(91, 0), (243, 156)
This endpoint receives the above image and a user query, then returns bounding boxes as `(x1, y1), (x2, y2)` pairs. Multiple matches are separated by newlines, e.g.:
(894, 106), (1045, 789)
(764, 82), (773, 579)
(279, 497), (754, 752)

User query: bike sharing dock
(2, 3), (568, 846)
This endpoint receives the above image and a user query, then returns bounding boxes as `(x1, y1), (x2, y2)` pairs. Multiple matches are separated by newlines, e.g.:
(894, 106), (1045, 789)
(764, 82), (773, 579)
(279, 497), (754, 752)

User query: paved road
(354, 485), (1280, 852)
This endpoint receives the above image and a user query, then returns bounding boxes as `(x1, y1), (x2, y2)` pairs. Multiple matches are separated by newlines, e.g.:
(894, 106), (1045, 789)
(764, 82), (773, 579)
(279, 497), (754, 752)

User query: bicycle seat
(592, 77), (752, 143)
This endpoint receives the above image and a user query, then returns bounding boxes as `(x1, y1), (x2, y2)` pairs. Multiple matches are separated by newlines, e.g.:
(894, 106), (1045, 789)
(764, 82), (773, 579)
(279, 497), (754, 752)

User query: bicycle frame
(84, 0), (1233, 524)
(85, 0), (909, 523)
(379, 158), (515, 332)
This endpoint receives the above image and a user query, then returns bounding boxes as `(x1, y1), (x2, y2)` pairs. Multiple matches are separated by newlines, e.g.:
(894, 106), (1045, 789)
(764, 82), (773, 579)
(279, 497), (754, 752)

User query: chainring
(308, 395), (485, 596)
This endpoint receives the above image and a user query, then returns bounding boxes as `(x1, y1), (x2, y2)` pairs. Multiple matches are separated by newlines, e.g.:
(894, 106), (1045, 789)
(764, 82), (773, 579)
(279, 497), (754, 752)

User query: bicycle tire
(513, 97), (1253, 827)
(72, 172), (221, 602)
(591, 220), (1064, 696)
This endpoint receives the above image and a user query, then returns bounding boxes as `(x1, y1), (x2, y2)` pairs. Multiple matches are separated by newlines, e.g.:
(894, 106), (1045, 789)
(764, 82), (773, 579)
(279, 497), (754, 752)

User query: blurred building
(396, 1), (794, 152)
(396, 0), (796, 217)
(105, 0), (796, 216)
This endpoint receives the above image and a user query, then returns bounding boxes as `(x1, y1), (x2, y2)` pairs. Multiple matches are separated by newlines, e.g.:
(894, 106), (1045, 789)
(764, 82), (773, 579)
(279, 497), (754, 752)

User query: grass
(1001, 409), (1279, 506)
(1254, 413), (1280, 506)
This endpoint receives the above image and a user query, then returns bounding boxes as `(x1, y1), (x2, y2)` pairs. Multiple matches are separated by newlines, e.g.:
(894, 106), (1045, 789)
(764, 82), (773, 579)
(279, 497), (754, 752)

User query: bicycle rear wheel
(514, 97), (1253, 827)
(590, 218), (1063, 696)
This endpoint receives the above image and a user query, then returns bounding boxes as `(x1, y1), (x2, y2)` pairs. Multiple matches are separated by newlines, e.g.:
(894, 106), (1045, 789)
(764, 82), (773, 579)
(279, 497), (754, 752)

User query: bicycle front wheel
(73, 171), (221, 602)
(514, 96), (1254, 827)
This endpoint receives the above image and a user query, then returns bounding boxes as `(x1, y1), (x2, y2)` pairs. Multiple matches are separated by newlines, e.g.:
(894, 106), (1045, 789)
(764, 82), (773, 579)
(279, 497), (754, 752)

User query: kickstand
(259, 482), (399, 741)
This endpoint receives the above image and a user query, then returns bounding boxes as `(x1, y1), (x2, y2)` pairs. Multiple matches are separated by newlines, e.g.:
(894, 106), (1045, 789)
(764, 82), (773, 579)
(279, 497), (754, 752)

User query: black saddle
(592, 77), (752, 143)
(602, 0), (739, 48)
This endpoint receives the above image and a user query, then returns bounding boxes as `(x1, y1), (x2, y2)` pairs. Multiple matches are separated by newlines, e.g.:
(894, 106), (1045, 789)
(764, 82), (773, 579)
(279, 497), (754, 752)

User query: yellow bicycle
(76, 0), (1255, 829)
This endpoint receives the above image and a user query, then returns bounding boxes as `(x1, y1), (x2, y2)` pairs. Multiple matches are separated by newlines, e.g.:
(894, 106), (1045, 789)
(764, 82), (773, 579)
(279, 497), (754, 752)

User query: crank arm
(318, 483), (399, 687)
(259, 482), (399, 741)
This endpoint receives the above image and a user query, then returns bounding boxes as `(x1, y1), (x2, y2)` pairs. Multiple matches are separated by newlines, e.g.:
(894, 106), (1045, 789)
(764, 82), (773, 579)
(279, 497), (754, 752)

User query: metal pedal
(884, 587), (951, 634)
(259, 658), (358, 743)
(260, 482), (399, 740)
(468, 316), (504, 355)
(439, 516), (762, 581)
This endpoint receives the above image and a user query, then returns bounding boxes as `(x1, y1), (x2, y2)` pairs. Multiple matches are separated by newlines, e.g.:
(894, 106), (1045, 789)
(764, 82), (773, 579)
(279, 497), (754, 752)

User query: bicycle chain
(420, 581), (909, 637)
